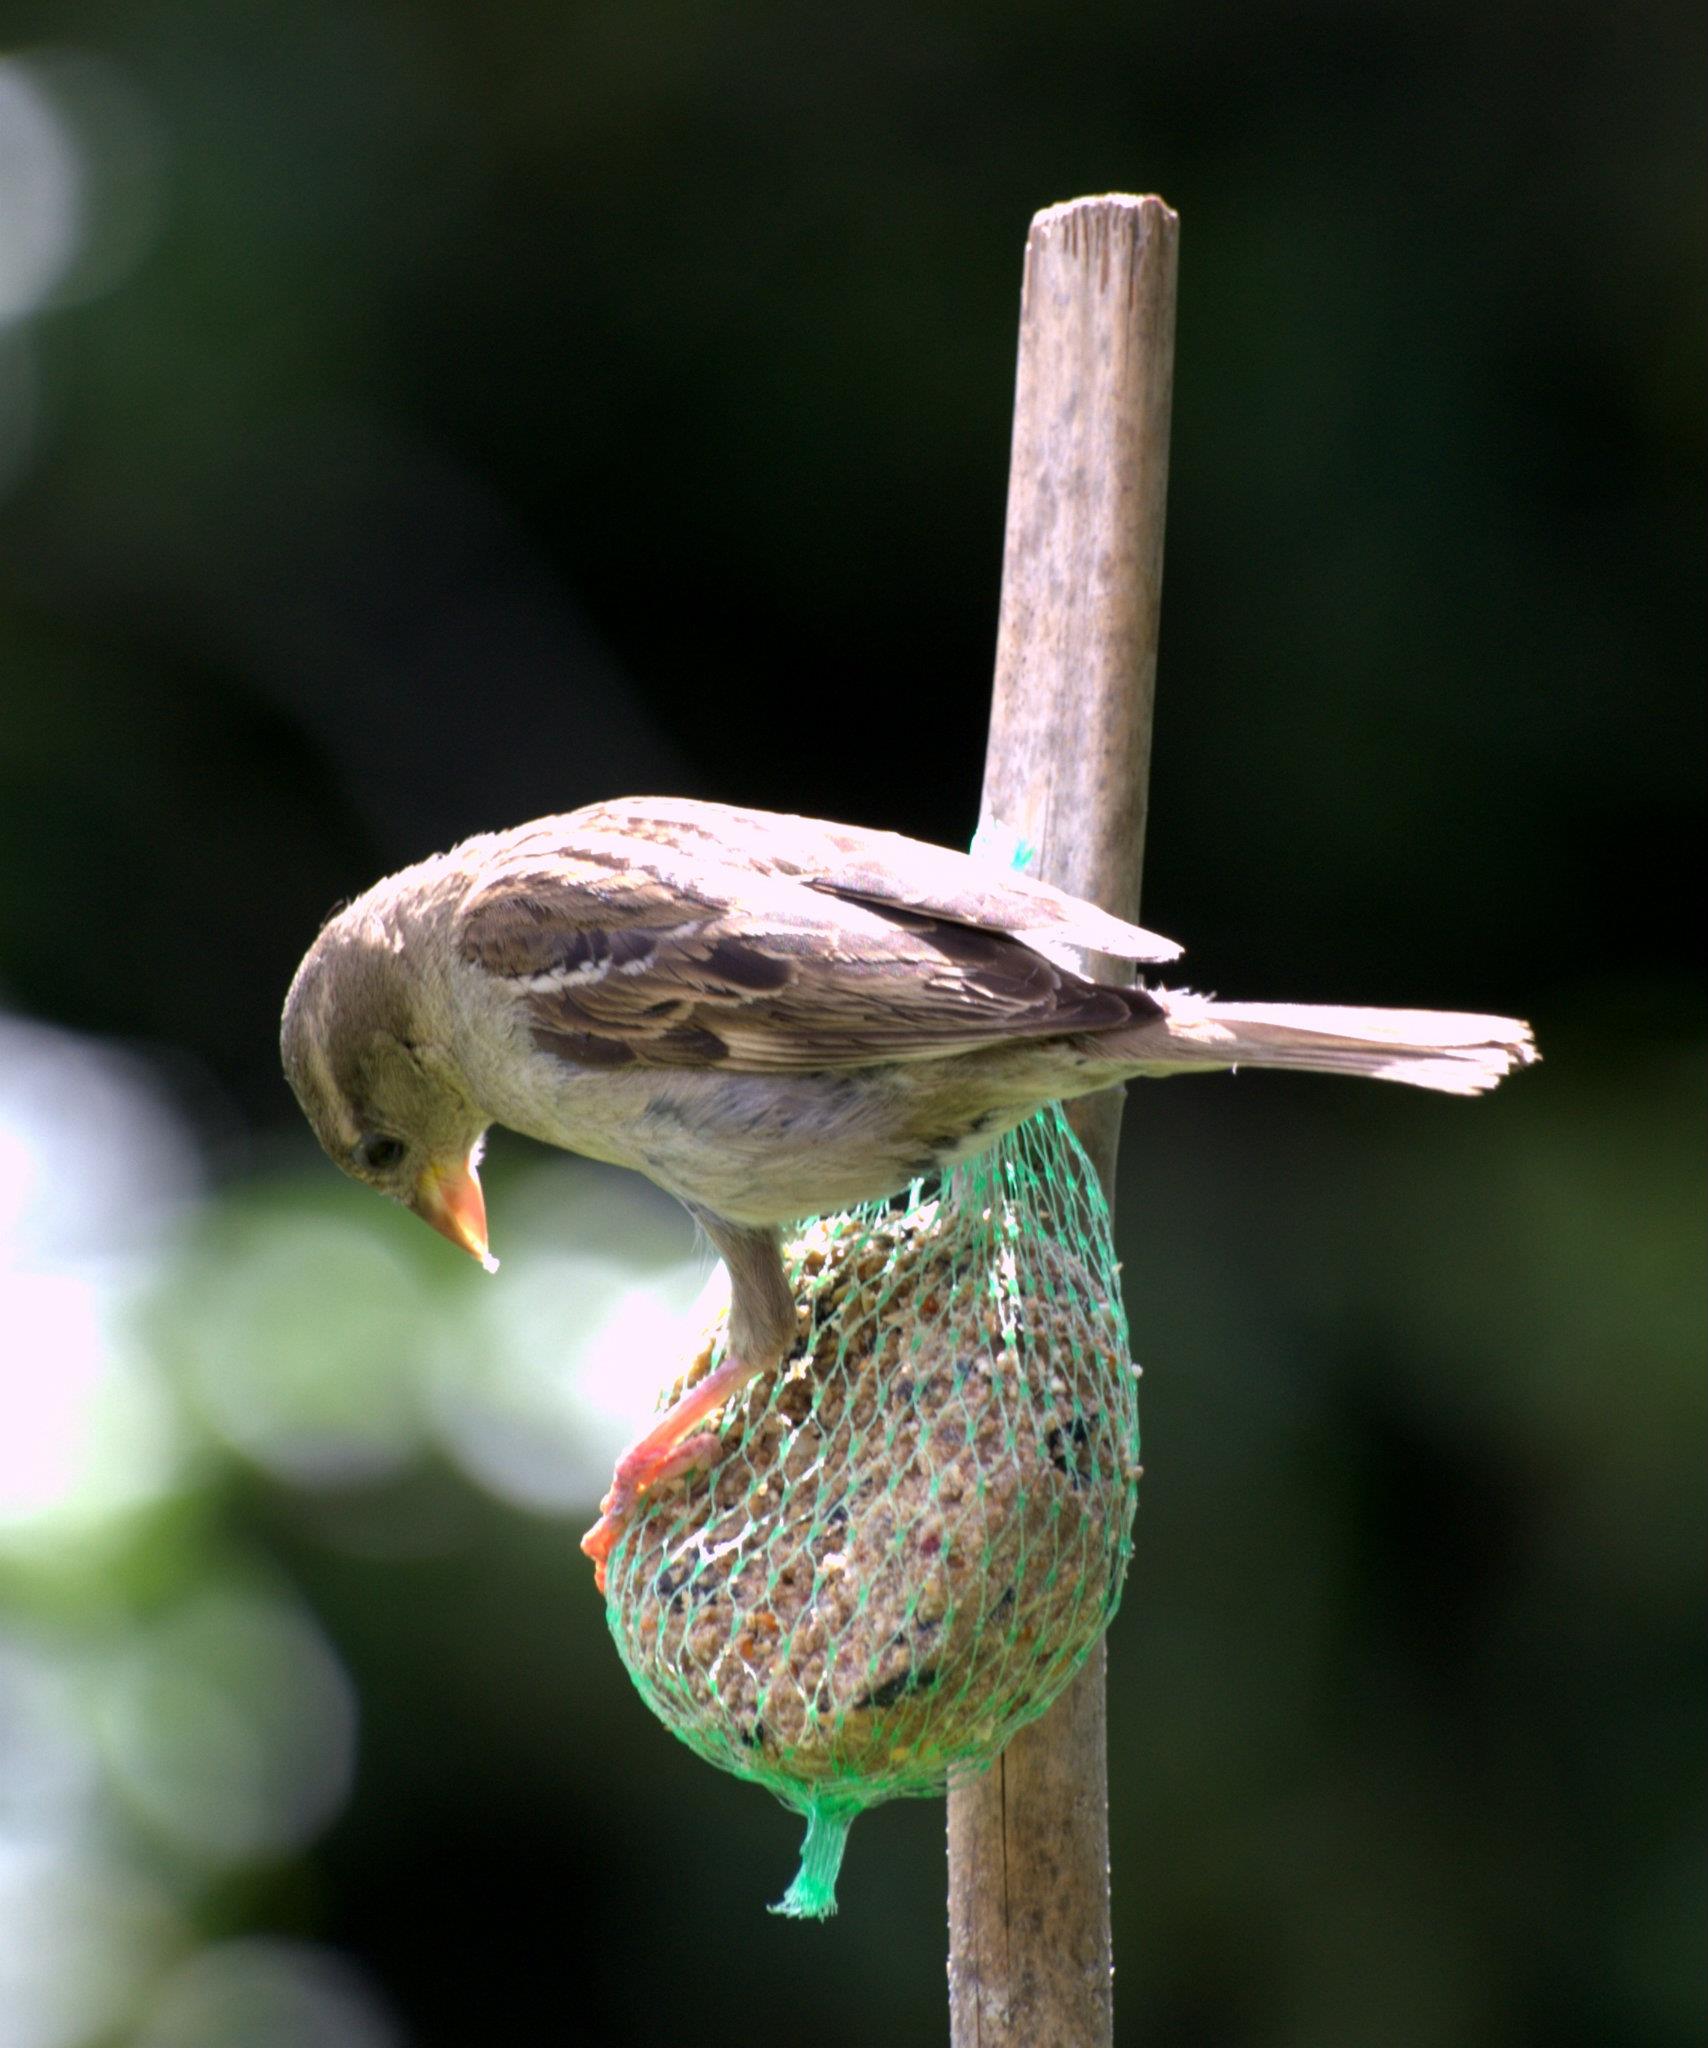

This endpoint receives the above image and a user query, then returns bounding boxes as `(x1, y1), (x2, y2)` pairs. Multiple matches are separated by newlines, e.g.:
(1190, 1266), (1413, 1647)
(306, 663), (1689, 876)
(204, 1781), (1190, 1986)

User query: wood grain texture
(948, 191), (1178, 2048)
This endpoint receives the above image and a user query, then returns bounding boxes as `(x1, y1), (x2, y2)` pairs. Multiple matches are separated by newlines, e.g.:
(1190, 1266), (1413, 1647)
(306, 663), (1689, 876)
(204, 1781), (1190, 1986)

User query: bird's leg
(580, 1215), (796, 1591)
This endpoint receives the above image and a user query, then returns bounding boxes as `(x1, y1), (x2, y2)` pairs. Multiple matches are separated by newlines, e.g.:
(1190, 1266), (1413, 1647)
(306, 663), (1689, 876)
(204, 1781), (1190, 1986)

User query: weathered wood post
(948, 191), (1179, 2048)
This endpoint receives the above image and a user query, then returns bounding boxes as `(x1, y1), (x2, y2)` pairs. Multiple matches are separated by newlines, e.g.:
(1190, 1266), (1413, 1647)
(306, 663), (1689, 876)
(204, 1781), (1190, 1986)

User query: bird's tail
(1103, 991), (1537, 1097)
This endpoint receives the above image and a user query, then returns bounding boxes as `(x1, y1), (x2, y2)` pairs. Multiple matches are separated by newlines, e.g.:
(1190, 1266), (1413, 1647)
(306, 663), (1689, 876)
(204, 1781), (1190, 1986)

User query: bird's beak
(412, 1152), (499, 1274)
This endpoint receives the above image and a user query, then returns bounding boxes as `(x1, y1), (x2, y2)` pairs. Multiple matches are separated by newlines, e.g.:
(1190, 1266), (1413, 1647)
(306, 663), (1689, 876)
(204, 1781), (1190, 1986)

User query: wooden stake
(948, 192), (1178, 2048)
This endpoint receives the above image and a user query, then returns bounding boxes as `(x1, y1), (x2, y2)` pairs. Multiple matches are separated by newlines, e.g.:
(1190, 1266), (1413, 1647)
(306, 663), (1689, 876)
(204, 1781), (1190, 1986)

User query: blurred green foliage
(0, 0), (1701, 2043)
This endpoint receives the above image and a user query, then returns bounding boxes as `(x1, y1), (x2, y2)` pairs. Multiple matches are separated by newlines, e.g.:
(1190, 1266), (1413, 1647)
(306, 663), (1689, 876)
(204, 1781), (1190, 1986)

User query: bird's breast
(490, 1055), (1036, 1226)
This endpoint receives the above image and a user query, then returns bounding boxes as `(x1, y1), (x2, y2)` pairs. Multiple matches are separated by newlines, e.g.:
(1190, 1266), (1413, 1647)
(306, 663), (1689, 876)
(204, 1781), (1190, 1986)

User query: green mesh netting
(602, 1103), (1141, 1917)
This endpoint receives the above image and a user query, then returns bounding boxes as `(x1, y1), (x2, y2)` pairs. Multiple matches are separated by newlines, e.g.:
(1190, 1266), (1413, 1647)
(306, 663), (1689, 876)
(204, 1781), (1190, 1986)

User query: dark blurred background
(0, 2), (1701, 2044)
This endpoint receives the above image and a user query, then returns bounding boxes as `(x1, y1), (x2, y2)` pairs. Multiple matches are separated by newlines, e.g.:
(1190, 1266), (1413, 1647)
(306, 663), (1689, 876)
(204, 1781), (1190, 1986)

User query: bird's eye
(354, 1134), (407, 1173)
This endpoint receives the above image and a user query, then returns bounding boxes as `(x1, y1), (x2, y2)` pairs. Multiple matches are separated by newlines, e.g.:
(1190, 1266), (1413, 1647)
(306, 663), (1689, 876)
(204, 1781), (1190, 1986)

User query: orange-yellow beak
(412, 1153), (498, 1273)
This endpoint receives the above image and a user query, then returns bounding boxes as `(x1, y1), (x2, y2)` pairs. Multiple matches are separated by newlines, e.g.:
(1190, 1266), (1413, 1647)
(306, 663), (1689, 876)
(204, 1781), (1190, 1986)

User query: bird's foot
(579, 1353), (758, 1593)
(580, 1431), (723, 1591)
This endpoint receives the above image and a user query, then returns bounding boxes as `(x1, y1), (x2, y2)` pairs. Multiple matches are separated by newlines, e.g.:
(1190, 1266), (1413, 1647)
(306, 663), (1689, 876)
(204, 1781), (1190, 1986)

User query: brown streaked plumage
(280, 796), (1537, 1583)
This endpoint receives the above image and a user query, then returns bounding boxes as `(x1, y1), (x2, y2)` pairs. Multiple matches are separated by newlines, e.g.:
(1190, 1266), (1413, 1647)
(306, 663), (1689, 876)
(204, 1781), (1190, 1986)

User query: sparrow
(280, 796), (1536, 1583)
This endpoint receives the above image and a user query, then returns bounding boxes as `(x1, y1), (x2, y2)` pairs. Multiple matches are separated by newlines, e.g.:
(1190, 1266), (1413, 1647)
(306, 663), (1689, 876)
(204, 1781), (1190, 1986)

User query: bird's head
(281, 899), (498, 1272)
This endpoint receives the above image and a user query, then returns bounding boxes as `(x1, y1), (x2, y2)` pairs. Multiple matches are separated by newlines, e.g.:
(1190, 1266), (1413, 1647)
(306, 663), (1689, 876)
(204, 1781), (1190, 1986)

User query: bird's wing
(457, 821), (1160, 1075)
(566, 797), (1183, 965)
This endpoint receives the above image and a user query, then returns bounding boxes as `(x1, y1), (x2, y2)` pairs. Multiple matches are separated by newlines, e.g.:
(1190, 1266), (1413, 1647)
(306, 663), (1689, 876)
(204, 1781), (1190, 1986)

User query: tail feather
(1113, 991), (1537, 1097)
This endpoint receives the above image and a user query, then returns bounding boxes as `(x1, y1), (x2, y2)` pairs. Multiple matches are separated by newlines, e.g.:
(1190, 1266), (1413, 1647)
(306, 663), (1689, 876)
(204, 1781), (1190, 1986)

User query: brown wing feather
(568, 796), (1183, 964)
(457, 822), (1159, 1076)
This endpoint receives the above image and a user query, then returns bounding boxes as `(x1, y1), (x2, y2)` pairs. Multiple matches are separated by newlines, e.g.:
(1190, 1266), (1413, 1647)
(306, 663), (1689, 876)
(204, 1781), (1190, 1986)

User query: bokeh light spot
(0, 60), (81, 326)
(96, 1592), (357, 1867)
(162, 1211), (430, 1487)
(0, 1843), (180, 2048)
(427, 1159), (709, 1511)
(134, 1939), (403, 2048)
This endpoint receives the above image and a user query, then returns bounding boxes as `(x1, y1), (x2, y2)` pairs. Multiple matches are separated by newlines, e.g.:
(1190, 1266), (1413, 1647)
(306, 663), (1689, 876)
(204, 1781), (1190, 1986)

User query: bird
(280, 795), (1536, 1584)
